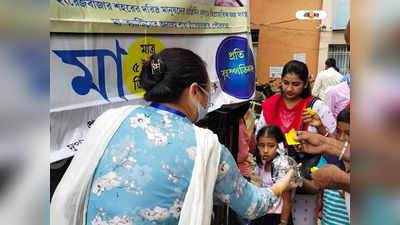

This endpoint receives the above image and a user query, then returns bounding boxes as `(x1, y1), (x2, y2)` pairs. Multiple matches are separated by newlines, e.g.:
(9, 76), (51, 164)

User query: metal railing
(328, 44), (350, 75)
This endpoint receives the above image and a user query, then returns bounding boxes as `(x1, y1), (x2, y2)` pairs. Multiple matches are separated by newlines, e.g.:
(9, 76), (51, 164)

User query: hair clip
(151, 58), (161, 75)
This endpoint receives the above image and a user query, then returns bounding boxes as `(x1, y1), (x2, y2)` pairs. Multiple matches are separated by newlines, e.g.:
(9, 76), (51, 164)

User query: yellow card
(310, 167), (319, 173)
(285, 129), (300, 145)
(306, 107), (316, 116)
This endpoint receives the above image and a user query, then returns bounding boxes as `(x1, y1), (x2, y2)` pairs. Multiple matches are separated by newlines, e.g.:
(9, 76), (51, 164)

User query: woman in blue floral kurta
(52, 48), (296, 225)
(87, 104), (281, 225)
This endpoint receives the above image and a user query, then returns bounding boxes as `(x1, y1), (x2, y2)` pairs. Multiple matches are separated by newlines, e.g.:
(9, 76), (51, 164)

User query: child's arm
(280, 190), (292, 225)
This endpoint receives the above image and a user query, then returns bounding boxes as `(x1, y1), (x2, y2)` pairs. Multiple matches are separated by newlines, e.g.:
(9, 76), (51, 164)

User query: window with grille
(328, 44), (350, 75)
(251, 29), (259, 44)
(251, 29), (259, 66)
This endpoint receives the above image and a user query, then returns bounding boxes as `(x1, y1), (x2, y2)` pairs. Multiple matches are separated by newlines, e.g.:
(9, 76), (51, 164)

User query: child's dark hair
(255, 125), (285, 167)
(337, 107), (350, 123)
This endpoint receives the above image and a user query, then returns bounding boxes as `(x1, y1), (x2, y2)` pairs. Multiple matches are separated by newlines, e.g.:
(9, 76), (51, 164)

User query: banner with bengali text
(50, 0), (249, 34)
(50, 0), (255, 163)
(50, 33), (256, 163)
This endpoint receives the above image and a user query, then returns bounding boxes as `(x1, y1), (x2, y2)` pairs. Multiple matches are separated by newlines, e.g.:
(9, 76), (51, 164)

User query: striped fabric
(322, 189), (350, 225)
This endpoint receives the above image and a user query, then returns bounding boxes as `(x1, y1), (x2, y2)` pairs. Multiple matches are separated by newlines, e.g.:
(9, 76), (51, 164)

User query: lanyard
(150, 103), (187, 118)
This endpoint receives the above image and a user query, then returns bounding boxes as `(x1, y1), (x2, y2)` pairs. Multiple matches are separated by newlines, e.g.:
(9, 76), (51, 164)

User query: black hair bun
(139, 48), (208, 103)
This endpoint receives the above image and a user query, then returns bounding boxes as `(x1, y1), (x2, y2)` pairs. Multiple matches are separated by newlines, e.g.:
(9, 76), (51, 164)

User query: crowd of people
(51, 21), (351, 225)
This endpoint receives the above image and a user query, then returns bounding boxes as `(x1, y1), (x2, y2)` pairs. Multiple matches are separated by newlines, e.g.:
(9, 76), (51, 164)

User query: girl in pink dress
(253, 125), (293, 225)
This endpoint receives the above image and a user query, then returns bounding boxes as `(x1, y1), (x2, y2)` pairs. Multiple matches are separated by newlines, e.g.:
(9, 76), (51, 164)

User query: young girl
(253, 125), (292, 225)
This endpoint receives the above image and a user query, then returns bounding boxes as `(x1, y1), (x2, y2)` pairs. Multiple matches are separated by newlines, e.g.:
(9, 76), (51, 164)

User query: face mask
(192, 85), (210, 122)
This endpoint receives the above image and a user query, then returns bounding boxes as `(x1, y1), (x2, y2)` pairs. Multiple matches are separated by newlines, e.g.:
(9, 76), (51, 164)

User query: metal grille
(328, 44), (350, 75)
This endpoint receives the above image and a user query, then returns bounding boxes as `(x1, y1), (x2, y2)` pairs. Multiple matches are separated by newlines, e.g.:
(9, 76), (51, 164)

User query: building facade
(318, 0), (350, 75)
(250, 0), (350, 90)
(250, 0), (322, 91)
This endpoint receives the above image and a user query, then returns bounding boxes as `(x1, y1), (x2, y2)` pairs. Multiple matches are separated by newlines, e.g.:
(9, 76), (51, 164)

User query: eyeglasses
(197, 84), (211, 108)
(198, 85), (209, 97)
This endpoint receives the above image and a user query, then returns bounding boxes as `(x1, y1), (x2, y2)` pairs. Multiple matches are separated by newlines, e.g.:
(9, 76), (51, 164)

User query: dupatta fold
(178, 125), (221, 225)
(51, 105), (140, 225)
(262, 94), (314, 133)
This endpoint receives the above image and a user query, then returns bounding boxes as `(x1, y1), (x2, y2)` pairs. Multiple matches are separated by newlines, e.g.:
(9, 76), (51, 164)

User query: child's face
(335, 121), (350, 142)
(257, 136), (278, 163)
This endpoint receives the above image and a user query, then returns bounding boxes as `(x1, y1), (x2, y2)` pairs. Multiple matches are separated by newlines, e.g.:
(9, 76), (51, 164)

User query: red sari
(261, 94), (314, 134)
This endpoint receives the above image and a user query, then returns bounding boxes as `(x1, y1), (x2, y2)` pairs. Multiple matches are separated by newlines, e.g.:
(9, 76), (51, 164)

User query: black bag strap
(300, 97), (320, 131)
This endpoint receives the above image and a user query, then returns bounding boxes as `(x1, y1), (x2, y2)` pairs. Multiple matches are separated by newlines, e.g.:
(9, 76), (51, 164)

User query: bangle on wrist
(323, 128), (329, 137)
(339, 141), (349, 160)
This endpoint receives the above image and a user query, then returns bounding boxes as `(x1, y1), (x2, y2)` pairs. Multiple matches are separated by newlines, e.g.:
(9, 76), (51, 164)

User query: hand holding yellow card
(310, 167), (318, 173)
(306, 107), (316, 116)
(285, 129), (300, 145)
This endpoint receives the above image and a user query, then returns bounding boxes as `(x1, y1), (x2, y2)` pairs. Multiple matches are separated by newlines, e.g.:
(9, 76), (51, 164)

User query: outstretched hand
(270, 169), (300, 196)
(311, 164), (348, 191)
(293, 131), (327, 155)
(301, 109), (322, 128)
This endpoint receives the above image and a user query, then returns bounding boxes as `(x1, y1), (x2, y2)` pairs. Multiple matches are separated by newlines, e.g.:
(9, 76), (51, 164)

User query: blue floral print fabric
(86, 105), (279, 225)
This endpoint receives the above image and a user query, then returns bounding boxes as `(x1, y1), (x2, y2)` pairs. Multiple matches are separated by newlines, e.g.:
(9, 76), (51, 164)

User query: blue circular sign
(215, 36), (255, 99)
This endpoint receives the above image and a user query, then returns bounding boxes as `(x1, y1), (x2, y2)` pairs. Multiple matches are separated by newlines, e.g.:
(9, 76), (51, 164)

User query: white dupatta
(51, 105), (221, 225)
(51, 105), (140, 225)
(178, 126), (221, 225)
